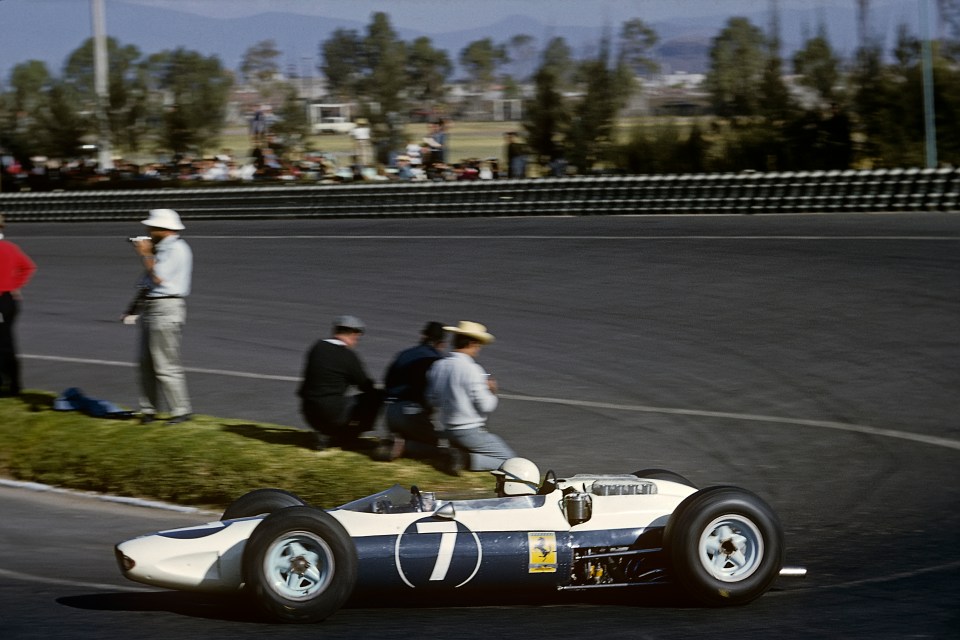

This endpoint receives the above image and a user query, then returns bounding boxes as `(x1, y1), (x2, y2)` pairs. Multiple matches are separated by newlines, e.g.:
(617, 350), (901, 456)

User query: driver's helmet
(491, 457), (541, 496)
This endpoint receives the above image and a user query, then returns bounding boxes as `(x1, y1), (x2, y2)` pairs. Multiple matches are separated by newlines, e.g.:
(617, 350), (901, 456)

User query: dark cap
(422, 321), (446, 343)
(333, 315), (365, 333)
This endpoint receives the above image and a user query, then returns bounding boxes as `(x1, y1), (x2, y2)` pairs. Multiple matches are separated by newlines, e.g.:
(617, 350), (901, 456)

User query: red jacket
(0, 239), (37, 292)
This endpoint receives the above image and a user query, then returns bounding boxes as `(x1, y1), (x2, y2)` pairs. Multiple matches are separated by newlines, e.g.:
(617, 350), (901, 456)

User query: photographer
(124, 208), (193, 425)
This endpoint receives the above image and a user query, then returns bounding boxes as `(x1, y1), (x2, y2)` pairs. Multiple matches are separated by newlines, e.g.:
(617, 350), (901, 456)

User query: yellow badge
(527, 532), (557, 573)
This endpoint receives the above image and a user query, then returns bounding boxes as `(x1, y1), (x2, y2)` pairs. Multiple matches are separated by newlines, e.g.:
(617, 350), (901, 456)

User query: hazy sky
(101, 0), (922, 32)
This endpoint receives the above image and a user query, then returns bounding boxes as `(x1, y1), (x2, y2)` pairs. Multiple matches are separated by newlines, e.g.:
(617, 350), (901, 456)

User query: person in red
(0, 213), (37, 397)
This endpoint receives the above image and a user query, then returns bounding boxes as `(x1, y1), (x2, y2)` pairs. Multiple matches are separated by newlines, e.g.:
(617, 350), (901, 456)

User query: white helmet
(491, 458), (541, 496)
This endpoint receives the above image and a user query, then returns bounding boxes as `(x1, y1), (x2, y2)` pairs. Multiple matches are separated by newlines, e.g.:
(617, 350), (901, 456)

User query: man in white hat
(426, 320), (517, 471)
(124, 208), (193, 425)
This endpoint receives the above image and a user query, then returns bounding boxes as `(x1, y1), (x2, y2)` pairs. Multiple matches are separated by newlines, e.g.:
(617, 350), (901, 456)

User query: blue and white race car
(115, 460), (802, 623)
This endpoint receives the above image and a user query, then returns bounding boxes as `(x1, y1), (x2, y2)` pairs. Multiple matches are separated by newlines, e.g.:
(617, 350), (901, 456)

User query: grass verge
(0, 392), (490, 511)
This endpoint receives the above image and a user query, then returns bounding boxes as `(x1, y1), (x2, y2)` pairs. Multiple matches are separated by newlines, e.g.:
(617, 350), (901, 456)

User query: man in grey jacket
(427, 321), (517, 471)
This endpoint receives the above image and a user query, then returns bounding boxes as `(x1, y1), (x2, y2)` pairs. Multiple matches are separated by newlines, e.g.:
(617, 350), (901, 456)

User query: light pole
(91, 0), (113, 172)
(919, 0), (937, 168)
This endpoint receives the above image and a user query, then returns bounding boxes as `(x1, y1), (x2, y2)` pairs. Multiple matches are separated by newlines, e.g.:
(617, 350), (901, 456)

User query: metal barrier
(1, 168), (957, 222)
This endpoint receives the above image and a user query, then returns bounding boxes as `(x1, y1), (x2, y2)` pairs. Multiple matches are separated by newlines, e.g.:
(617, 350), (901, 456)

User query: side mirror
(435, 502), (456, 519)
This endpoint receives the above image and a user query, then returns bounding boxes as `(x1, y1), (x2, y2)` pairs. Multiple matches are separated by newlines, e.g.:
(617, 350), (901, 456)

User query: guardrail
(1, 167), (957, 222)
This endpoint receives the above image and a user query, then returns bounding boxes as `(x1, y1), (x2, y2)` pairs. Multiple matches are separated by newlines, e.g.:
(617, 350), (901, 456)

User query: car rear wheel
(633, 468), (697, 488)
(242, 506), (357, 623)
(663, 486), (783, 606)
(221, 488), (306, 520)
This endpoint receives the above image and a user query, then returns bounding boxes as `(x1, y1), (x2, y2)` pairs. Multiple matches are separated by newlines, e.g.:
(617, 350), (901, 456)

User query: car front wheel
(242, 506), (358, 623)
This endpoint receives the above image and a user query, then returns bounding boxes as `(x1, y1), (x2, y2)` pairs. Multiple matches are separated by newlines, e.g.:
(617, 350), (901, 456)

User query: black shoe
(140, 414), (157, 425)
(442, 447), (465, 476)
(370, 436), (405, 462)
(312, 433), (330, 451)
(165, 413), (191, 426)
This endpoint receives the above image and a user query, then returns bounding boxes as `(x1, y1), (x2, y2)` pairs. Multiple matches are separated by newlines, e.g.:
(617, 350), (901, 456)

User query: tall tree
(758, 11), (793, 123)
(31, 80), (88, 158)
(9, 60), (51, 116)
(406, 36), (452, 107)
(3, 61), (54, 160)
(271, 85), (309, 144)
(540, 37), (577, 90)
(360, 12), (408, 157)
(63, 37), (148, 152)
(240, 39), (282, 99)
(704, 17), (768, 118)
(523, 64), (569, 167)
(360, 12), (408, 116)
(618, 18), (660, 76)
(320, 28), (363, 101)
(507, 34), (537, 82)
(459, 38), (508, 91)
(145, 48), (233, 155)
(566, 34), (623, 173)
(793, 25), (842, 106)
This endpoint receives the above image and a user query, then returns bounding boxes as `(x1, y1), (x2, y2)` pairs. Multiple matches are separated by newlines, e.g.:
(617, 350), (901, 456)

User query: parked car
(313, 117), (357, 135)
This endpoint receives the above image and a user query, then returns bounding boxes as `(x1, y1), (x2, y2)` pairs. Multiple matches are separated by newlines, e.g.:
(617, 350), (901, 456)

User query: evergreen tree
(522, 64), (568, 168)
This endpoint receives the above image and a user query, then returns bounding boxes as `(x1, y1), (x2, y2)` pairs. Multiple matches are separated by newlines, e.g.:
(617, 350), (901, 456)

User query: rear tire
(221, 489), (305, 520)
(242, 506), (357, 623)
(633, 468), (697, 488)
(663, 486), (783, 606)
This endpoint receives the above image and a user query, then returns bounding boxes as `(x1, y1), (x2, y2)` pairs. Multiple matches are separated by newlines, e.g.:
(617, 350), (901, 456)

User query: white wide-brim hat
(141, 208), (185, 230)
(443, 321), (495, 344)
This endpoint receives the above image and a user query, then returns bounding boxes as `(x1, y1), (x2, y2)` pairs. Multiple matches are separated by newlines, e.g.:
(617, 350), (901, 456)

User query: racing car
(115, 461), (803, 623)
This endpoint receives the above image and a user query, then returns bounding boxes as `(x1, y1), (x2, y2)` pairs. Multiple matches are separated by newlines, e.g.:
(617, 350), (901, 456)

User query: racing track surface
(2, 213), (958, 639)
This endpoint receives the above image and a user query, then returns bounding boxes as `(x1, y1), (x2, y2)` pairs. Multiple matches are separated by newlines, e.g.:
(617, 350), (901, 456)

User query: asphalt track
(2, 213), (958, 638)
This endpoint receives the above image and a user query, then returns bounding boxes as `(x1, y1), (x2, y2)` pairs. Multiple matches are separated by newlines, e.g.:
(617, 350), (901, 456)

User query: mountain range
(0, 1), (918, 83)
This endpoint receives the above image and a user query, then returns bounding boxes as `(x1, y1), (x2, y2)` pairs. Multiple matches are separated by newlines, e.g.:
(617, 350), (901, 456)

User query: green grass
(0, 392), (491, 511)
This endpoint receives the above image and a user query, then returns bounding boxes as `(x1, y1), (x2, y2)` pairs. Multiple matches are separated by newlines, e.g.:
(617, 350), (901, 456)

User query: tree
(704, 17), (768, 118)
(271, 85), (309, 144)
(618, 18), (660, 76)
(406, 36), (452, 107)
(359, 12), (408, 158)
(523, 64), (569, 168)
(758, 32), (794, 123)
(31, 80), (88, 158)
(145, 48), (233, 155)
(63, 37), (148, 152)
(321, 28), (363, 101)
(566, 34), (624, 173)
(9, 60), (51, 116)
(459, 38), (508, 91)
(540, 37), (577, 91)
(240, 39), (282, 99)
(850, 43), (901, 166)
(2, 61), (54, 162)
(507, 34), (537, 82)
(793, 26), (842, 106)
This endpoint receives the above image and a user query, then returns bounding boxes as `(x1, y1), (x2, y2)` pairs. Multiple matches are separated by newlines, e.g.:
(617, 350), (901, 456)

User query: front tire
(663, 486), (783, 606)
(221, 488), (305, 520)
(242, 506), (357, 623)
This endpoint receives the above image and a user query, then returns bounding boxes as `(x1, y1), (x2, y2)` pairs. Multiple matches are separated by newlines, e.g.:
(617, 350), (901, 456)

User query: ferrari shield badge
(527, 532), (557, 573)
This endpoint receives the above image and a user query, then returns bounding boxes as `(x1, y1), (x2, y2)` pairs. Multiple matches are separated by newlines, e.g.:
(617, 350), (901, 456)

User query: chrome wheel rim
(697, 514), (764, 582)
(262, 530), (335, 600)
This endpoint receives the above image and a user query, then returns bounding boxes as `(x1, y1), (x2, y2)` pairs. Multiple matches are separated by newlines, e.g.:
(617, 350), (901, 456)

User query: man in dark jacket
(384, 322), (446, 444)
(298, 315), (383, 450)
(382, 321), (467, 473)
